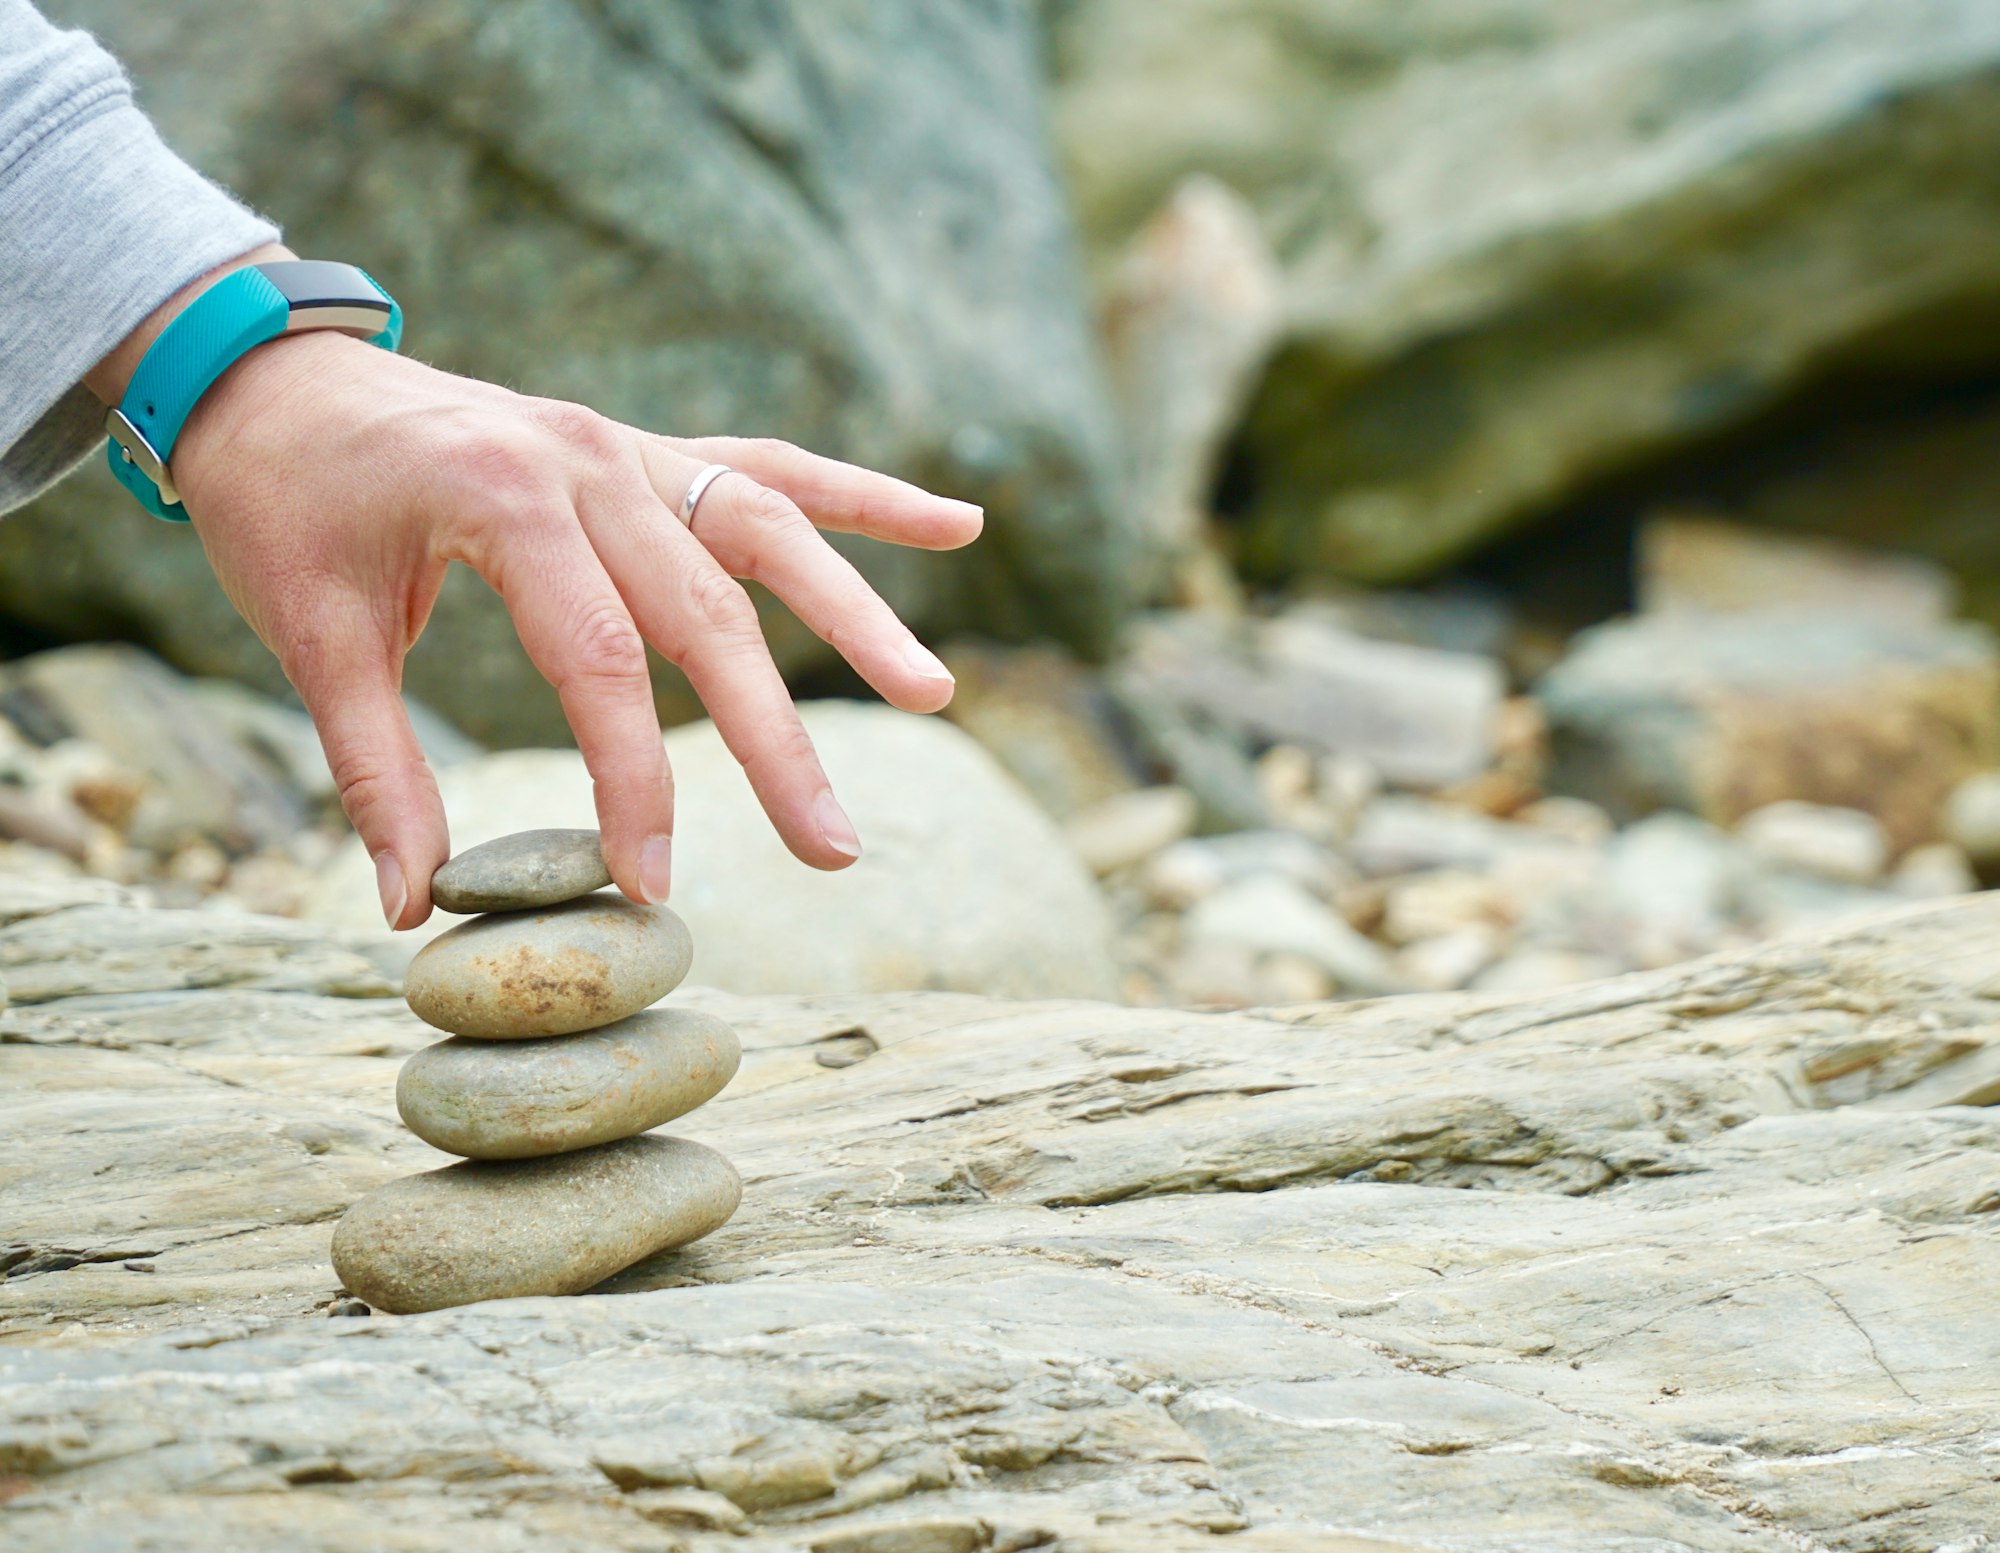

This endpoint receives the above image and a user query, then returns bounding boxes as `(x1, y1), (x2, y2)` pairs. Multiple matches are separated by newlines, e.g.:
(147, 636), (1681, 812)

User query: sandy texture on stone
(430, 829), (611, 914)
(397, 1008), (741, 1159)
(7, 895), (2000, 1548)
(402, 897), (690, 1038)
(329, 1134), (740, 1315)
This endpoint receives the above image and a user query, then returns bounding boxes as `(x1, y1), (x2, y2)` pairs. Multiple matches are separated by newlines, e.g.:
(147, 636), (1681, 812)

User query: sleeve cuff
(0, 92), (279, 513)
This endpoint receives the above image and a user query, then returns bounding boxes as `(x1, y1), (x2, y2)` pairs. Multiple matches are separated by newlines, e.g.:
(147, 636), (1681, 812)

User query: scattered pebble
(1892, 841), (1978, 898)
(1602, 814), (1738, 968)
(0, 614), (1976, 1027)
(1182, 875), (1406, 997)
(1736, 801), (1887, 885)
(1472, 950), (1625, 994)
(1945, 770), (2000, 867)
(1397, 927), (1502, 992)
(1064, 786), (1197, 876)
(166, 842), (228, 890)
(1380, 870), (1513, 945)
(1514, 796), (1615, 846)
(1254, 952), (1336, 1005)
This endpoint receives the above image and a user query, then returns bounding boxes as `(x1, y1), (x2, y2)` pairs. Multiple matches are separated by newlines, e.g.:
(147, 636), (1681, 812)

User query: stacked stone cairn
(331, 829), (742, 1315)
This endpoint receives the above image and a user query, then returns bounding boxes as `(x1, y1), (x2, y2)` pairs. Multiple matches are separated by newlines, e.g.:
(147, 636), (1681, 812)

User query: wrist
(95, 253), (404, 521)
(172, 330), (369, 505)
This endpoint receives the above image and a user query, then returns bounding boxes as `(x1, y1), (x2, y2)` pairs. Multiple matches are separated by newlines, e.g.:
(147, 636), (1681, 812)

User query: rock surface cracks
(5, 886), (1999, 1548)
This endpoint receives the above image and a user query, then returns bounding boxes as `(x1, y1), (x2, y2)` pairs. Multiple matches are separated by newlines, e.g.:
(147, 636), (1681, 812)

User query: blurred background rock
(4, 0), (2000, 1007)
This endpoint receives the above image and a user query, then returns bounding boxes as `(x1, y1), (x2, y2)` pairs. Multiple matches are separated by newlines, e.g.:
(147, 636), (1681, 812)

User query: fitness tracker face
(259, 260), (398, 337)
(104, 260), (403, 520)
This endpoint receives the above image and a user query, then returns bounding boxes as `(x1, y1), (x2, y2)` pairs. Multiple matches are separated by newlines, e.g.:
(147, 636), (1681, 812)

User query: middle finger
(578, 458), (863, 870)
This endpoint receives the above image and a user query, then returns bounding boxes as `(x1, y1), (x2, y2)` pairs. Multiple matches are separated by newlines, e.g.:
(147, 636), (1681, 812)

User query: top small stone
(432, 829), (611, 913)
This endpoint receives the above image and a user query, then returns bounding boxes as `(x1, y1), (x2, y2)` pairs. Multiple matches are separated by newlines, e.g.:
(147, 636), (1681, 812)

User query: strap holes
(142, 403), (155, 418)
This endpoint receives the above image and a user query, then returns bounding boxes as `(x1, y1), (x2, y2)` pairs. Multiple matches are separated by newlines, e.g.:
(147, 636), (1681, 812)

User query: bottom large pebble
(330, 1134), (740, 1314)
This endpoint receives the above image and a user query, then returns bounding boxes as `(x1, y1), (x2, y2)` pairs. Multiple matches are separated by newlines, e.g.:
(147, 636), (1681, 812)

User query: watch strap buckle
(104, 406), (180, 509)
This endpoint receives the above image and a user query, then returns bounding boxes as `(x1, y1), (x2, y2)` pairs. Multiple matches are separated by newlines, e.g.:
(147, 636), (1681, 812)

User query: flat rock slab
(397, 1007), (741, 1159)
(330, 1134), (740, 1315)
(430, 828), (610, 914)
(0, 904), (393, 1004)
(403, 896), (691, 1038)
(6, 894), (2000, 1548)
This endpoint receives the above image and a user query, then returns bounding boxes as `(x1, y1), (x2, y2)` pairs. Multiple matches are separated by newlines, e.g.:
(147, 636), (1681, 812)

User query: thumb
(293, 644), (449, 931)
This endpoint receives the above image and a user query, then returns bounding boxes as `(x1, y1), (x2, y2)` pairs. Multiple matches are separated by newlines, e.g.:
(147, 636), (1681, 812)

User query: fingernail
(902, 639), (954, 682)
(638, 834), (673, 903)
(374, 851), (406, 929)
(814, 789), (862, 858)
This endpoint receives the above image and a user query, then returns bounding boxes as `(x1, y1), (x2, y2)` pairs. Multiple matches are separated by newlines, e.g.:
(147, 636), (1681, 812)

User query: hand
(87, 250), (982, 927)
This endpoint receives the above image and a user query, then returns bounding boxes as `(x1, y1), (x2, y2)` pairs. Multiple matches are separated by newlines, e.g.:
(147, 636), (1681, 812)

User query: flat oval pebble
(330, 1134), (740, 1314)
(403, 896), (691, 1039)
(431, 828), (611, 913)
(397, 1008), (742, 1159)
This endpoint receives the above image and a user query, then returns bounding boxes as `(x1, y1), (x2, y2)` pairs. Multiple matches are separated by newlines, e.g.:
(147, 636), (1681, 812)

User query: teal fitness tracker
(105, 260), (403, 521)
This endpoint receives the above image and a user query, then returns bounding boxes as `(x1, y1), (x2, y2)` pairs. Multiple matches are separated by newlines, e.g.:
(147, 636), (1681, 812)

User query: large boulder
(3, 0), (1126, 744)
(1050, 0), (2000, 582)
(307, 700), (1120, 1000)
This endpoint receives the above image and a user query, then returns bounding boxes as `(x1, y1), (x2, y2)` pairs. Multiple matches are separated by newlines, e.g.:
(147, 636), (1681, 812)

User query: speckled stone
(431, 828), (611, 914)
(330, 1134), (740, 1315)
(397, 1008), (741, 1160)
(402, 896), (691, 1039)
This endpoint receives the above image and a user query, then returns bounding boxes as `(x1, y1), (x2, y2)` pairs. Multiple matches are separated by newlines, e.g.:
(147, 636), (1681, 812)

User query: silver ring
(679, 463), (734, 526)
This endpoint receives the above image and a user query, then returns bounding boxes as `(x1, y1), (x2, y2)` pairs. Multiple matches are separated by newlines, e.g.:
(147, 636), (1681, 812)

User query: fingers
(661, 434), (983, 551)
(577, 473), (862, 871)
(463, 496), (676, 905)
(462, 409), (984, 878)
(641, 445), (956, 714)
(286, 614), (447, 931)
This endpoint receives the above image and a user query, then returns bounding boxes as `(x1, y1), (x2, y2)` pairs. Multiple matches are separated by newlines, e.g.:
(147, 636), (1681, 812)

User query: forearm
(0, 0), (278, 509)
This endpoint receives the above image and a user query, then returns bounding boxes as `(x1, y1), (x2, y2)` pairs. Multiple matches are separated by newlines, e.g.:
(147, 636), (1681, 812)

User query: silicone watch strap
(105, 263), (403, 521)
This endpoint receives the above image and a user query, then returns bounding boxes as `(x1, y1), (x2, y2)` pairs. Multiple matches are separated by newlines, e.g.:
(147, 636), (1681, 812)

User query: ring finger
(641, 444), (955, 713)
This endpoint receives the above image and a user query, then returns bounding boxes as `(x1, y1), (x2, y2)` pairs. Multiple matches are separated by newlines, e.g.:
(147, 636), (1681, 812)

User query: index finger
(463, 503), (676, 905)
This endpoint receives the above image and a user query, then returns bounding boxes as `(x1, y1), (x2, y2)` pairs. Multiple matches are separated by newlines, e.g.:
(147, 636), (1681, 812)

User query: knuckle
(745, 483), (807, 533)
(564, 603), (650, 685)
(681, 567), (760, 643)
(708, 434), (798, 468)
(766, 717), (818, 769)
(707, 483), (813, 579)
(326, 745), (437, 827)
(451, 431), (563, 517)
(331, 765), (394, 823)
(741, 717), (820, 784)
(282, 609), (399, 704)
(533, 399), (621, 461)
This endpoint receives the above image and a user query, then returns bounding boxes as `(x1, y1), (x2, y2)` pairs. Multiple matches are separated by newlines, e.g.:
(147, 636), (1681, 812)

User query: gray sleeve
(0, 0), (279, 513)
